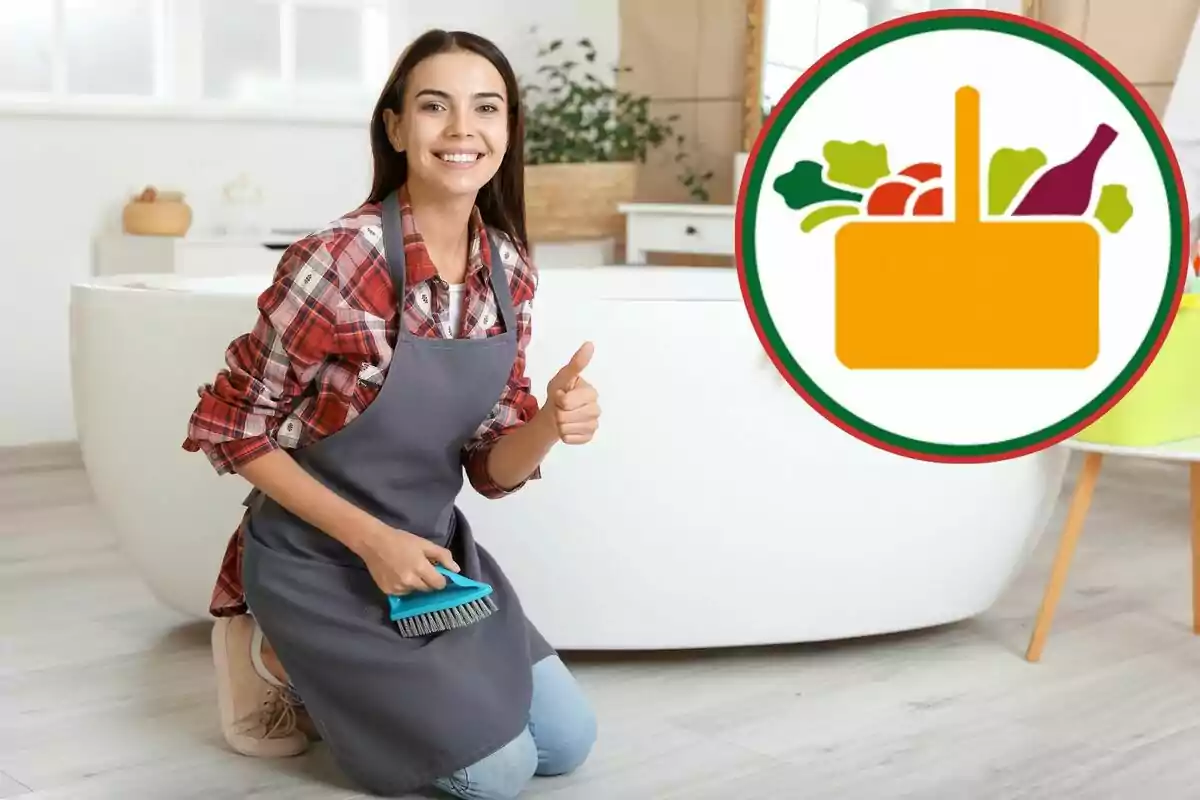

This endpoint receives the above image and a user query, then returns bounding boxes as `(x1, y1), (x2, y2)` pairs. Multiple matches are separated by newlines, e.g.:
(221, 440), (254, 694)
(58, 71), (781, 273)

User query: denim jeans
(432, 655), (597, 800)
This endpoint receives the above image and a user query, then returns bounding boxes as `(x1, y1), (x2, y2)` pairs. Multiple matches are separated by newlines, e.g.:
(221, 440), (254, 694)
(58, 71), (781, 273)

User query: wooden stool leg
(1025, 451), (1104, 662)
(1190, 464), (1200, 634)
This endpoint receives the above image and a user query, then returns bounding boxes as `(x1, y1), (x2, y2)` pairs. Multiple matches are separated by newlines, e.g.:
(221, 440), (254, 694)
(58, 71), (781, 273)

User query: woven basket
(525, 161), (638, 241)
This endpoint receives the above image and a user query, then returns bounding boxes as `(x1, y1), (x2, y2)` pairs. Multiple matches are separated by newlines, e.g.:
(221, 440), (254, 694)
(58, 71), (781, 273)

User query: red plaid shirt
(183, 186), (540, 617)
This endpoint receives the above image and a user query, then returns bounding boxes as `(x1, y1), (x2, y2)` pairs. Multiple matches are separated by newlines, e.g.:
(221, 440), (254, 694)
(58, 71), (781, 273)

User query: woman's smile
(434, 150), (486, 168)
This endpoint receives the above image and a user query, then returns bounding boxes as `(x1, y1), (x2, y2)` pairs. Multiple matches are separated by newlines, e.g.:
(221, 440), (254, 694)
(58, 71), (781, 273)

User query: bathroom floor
(5, 455), (1200, 799)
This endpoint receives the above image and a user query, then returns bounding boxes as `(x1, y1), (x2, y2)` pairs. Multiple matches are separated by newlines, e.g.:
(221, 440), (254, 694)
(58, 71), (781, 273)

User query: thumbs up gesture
(543, 342), (601, 444)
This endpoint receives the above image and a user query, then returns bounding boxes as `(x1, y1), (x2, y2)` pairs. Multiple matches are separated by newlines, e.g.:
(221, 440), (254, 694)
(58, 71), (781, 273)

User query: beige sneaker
(211, 615), (309, 757)
(247, 622), (322, 743)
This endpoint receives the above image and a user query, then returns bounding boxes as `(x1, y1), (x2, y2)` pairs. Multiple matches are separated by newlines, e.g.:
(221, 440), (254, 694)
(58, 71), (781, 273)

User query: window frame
(0, 0), (396, 126)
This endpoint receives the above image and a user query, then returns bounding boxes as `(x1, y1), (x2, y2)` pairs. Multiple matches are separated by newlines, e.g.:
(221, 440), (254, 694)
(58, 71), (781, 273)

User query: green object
(800, 204), (859, 232)
(1094, 184), (1134, 232)
(822, 140), (890, 188)
(520, 36), (714, 201)
(1075, 296), (1200, 446)
(987, 146), (1047, 214)
(773, 160), (863, 212)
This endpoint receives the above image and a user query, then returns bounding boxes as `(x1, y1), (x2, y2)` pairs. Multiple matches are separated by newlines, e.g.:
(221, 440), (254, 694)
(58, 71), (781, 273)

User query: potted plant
(520, 35), (713, 241)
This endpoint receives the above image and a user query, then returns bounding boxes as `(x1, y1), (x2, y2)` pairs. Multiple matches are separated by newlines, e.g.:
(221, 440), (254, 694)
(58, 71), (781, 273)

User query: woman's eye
(422, 102), (445, 112)
(478, 104), (499, 114)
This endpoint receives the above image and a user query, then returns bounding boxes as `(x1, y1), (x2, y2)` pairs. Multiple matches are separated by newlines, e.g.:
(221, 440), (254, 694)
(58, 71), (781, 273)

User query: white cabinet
(618, 203), (736, 264)
(93, 234), (291, 278)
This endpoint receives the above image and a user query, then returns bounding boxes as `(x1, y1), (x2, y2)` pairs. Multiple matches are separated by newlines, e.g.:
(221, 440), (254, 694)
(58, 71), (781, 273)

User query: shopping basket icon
(833, 86), (1100, 370)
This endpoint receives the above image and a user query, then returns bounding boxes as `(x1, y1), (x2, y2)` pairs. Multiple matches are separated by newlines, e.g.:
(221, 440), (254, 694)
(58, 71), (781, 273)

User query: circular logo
(737, 10), (1188, 464)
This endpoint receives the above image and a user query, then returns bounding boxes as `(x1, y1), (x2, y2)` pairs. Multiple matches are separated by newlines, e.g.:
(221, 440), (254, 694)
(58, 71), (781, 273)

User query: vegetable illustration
(866, 162), (942, 215)
(899, 162), (941, 182)
(987, 147), (1047, 214)
(1093, 184), (1133, 233)
(773, 160), (863, 211)
(773, 117), (1129, 239)
(822, 140), (890, 189)
(911, 188), (942, 216)
(800, 204), (859, 232)
(866, 182), (915, 215)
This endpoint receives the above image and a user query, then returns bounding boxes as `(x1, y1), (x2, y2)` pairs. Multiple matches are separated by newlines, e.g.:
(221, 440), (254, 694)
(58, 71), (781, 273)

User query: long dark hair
(366, 29), (528, 255)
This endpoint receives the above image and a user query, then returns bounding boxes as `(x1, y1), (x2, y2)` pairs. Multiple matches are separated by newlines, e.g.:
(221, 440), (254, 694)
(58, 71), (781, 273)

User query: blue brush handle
(433, 565), (487, 588)
(387, 565), (491, 608)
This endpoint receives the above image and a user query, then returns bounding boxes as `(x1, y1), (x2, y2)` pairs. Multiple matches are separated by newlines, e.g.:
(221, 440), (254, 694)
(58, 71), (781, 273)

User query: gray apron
(240, 190), (555, 796)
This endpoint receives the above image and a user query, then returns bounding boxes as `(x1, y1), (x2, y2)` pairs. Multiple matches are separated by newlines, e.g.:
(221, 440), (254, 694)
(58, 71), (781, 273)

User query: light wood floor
(5, 457), (1200, 799)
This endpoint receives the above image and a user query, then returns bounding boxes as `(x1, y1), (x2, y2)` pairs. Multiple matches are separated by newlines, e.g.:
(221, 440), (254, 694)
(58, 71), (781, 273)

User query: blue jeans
(432, 655), (597, 800)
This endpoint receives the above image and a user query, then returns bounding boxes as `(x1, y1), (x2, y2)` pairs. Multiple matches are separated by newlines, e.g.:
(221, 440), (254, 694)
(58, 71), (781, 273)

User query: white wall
(402, 1), (619, 83)
(0, 1), (619, 448)
(1164, 12), (1200, 227)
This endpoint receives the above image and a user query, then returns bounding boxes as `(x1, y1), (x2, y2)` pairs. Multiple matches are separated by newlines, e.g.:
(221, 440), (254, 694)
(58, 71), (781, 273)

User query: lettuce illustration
(1094, 184), (1133, 233)
(822, 140), (890, 189)
(987, 147), (1047, 214)
(773, 160), (862, 212)
(800, 204), (859, 232)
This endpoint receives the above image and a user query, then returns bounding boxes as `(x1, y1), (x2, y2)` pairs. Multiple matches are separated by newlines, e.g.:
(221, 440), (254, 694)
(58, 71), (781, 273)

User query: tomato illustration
(865, 182), (915, 215)
(866, 162), (943, 216)
(912, 187), (943, 216)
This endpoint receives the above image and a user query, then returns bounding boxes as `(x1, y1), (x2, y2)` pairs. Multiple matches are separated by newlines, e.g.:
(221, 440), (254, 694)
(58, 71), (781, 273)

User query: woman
(183, 29), (600, 800)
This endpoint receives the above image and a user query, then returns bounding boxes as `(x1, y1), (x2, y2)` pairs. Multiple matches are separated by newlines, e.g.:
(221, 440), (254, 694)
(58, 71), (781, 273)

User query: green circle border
(738, 11), (1187, 462)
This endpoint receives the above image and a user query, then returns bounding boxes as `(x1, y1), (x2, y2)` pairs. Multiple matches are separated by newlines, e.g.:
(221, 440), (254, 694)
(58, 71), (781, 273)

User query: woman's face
(386, 50), (510, 200)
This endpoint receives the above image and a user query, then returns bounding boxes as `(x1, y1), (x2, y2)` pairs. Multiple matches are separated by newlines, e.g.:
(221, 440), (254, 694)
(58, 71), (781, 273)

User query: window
(201, 0), (284, 103)
(0, 4), (57, 94)
(64, 0), (158, 97)
(0, 0), (393, 122)
(761, 0), (1025, 113)
(197, 0), (389, 108)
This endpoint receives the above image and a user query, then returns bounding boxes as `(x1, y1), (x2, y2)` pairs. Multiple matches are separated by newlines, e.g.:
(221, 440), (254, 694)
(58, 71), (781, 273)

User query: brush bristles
(395, 596), (499, 637)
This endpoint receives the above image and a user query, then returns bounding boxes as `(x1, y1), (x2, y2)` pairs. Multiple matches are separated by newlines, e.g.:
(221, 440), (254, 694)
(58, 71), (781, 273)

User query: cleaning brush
(387, 566), (498, 637)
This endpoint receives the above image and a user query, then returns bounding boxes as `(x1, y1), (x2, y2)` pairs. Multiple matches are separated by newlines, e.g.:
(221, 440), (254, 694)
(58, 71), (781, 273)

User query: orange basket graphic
(833, 86), (1100, 370)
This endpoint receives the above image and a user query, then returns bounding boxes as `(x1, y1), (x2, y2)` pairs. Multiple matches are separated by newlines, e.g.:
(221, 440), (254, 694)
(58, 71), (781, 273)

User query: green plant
(675, 148), (715, 202)
(520, 34), (714, 201)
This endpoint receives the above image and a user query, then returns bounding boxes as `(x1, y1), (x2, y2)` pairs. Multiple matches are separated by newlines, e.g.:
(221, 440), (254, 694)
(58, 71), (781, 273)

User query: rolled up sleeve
(182, 237), (341, 475)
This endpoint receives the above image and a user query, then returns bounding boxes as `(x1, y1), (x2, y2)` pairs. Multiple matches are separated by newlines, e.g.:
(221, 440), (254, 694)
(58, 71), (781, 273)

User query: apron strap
(383, 188), (517, 336)
(485, 230), (519, 335)
(380, 191), (408, 307)
(240, 201), (517, 514)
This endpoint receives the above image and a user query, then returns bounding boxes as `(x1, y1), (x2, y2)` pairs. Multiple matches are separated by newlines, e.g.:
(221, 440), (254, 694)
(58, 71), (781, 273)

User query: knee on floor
(434, 729), (539, 800)
(534, 705), (598, 777)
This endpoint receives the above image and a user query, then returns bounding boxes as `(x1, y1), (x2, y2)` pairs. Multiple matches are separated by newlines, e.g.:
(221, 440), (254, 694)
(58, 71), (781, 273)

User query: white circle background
(751, 26), (1176, 447)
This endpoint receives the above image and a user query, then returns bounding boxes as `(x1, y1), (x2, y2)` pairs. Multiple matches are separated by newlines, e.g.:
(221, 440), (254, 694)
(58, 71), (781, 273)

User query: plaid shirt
(183, 186), (540, 616)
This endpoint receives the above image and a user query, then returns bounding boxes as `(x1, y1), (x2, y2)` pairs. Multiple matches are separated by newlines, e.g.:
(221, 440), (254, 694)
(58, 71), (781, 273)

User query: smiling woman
(365, 32), (529, 276)
(178, 29), (599, 800)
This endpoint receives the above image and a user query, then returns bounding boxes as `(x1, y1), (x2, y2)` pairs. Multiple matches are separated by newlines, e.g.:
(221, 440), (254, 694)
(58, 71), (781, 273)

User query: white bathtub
(69, 267), (1068, 650)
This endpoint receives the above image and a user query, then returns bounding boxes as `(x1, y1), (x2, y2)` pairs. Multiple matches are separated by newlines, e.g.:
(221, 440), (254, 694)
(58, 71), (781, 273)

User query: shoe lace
(259, 685), (299, 739)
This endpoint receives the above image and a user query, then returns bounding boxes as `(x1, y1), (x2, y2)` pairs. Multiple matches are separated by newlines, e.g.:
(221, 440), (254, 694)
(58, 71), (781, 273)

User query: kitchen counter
(93, 233), (617, 278)
(70, 266), (1068, 649)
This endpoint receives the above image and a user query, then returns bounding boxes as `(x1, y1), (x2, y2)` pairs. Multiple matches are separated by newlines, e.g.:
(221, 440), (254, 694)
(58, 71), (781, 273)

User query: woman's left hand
(544, 342), (601, 445)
